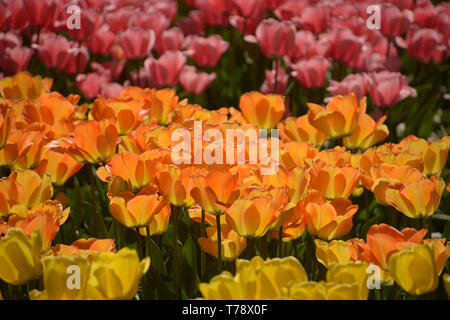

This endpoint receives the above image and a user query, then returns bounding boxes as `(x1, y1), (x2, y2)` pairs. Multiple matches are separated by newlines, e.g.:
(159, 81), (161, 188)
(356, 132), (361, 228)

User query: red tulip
(231, 0), (260, 18)
(155, 27), (184, 55)
(23, 0), (57, 28)
(145, 51), (186, 87)
(130, 11), (170, 40)
(87, 25), (115, 55)
(197, 0), (232, 26)
(185, 35), (229, 67)
(380, 4), (411, 38)
(177, 10), (205, 36)
(3, 0), (29, 31)
(367, 71), (417, 107)
(291, 56), (331, 89)
(262, 0), (286, 10)
(104, 7), (136, 33)
(385, 0), (414, 10)
(67, 8), (102, 42)
(179, 66), (216, 94)
(328, 27), (364, 65)
(0, 46), (32, 75)
(274, 0), (308, 21)
(406, 27), (446, 63)
(297, 5), (329, 34)
(116, 28), (155, 59)
(229, 9), (265, 36)
(413, 4), (437, 28)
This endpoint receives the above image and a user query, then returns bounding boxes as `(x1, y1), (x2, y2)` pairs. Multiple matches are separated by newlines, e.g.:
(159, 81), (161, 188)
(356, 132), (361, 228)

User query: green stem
(200, 210), (206, 281)
(216, 215), (222, 274)
(135, 228), (144, 260)
(172, 205), (181, 300)
(89, 165), (97, 216)
(145, 226), (152, 258)
(278, 226), (283, 258)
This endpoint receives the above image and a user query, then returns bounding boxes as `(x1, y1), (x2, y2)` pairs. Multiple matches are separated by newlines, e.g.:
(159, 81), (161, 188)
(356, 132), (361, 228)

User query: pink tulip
(0, 3), (8, 30)
(145, 50), (186, 87)
(327, 73), (369, 102)
(77, 72), (111, 99)
(104, 7), (137, 33)
(407, 27), (446, 63)
(380, 4), (411, 38)
(3, 0), (29, 31)
(144, 1), (178, 22)
(263, 0), (286, 10)
(130, 11), (170, 40)
(185, 35), (229, 67)
(0, 31), (22, 49)
(261, 61), (288, 95)
(413, 4), (437, 28)
(116, 28), (155, 59)
(177, 10), (205, 36)
(249, 18), (296, 58)
(23, 0), (58, 28)
(93, 60), (125, 82)
(179, 65), (216, 94)
(366, 71), (417, 107)
(297, 5), (329, 34)
(0, 46), (32, 74)
(87, 24), (115, 55)
(385, 0), (414, 10)
(100, 82), (126, 99)
(291, 56), (331, 89)
(197, 0), (232, 26)
(328, 27), (364, 65)
(274, 0), (308, 21)
(67, 8), (102, 42)
(155, 27), (185, 55)
(232, 0), (260, 18)
(286, 30), (316, 60)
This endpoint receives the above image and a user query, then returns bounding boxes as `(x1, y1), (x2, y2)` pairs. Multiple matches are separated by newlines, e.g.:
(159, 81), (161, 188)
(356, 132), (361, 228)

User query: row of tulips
(0, 71), (449, 299)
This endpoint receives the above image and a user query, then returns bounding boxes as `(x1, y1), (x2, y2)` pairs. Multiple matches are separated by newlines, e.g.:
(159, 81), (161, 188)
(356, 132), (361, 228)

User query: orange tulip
(226, 196), (281, 238)
(315, 239), (363, 268)
(278, 115), (328, 147)
(386, 175), (445, 218)
(156, 165), (198, 207)
(35, 149), (83, 186)
(280, 141), (318, 168)
(239, 91), (285, 129)
(0, 178), (22, 219)
(303, 190), (358, 241)
(405, 137), (449, 175)
(190, 170), (240, 215)
(23, 92), (77, 125)
(343, 105), (389, 150)
(313, 146), (352, 167)
(309, 161), (361, 199)
(52, 238), (116, 256)
(148, 89), (186, 125)
(307, 94), (362, 138)
(138, 202), (172, 236)
(108, 191), (169, 228)
(97, 150), (157, 192)
(58, 120), (119, 164)
(0, 72), (52, 100)
(91, 96), (147, 135)
(0, 103), (15, 149)
(198, 223), (247, 261)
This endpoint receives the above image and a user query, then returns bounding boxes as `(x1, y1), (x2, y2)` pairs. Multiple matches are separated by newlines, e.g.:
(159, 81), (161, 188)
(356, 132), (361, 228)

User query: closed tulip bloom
(146, 50), (186, 87)
(240, 91), (285, 129)
(0, 228), (42, 285)
(0, 178), (22, 218)
(309, 162), (361, 199)
(108, 192), (169, 228)
(307, 94), (362, 139)
(59, 120), (119, 164)
(138, 202), (171, 237)
(5, 129), (49, 170)
(303, 190), (358, 241)
(287, 281), (359, 300)
(343, 106), (389, 150)
(326, 261), (370, 300)
(156, 165), (195, 207)
(87, 24), (115, 55)
(23, 0), (57, 28)
(185, 35), (229, 67)
(0, 104), (14, 149)
(179, 66), (216, 94)
(388, 244), (438, 295)
(315, 239), (362, 268)
(407, 27), (445, 64)
(386, 175), (445, 218)
(0, 46), (33, 75)
(36, 149), (83, 186)
(380, 4), (411, 37)
(52, 238), (116, 257)
(261, 62), (289, 95)
(327, 73), (369, 102)
(0, 72), (52, 100)
(251, 19), (296, 58)
(155, 27), (185, 55)
(278, 115), (328, 147)
(86, 248), (150, 300)
(366, 71), (417, 107)
(291, 56), (331, 88)
(226, 196), (281, 238)
(9, 170), (53, 211)
(198, 224), (246, 261)
(406, 138), (449, 175)
(149, 89), (185, 125)
(444, 274), (450, 299)
(423, 238), (449, 276)
(115, 28), (155, 59)
(29, 255), (90, 300)
(97, 151), (156, 192)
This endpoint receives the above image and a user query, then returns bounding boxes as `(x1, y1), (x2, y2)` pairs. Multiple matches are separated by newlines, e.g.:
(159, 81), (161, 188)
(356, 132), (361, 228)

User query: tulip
(197, 0), (231, 26)
(366, 71), (417, 107)
(23, 0), (57, 28)
(291, 56), (331, 89)
(76, 72), (111, 99)
(145, 50), (186, 87)
(307, 94), (362, 139)
(239, 91), (285, 129)
(380, 4), (411, 37)
(185, 35), (229, 67)
(278, 115), (328, 148)
(327, 73), (369, 104)
(27, 92), (77, 125)
(86, 25), (115, 55)
(198, 223), (246, 261)
(53, 238), (116, 257)
(303, 190), (358, 241)
(386, 175), (445, 218)
(0, 72), (52, 100)
(138, 203), (171, 237)
(66, 8), (102, 42)
(99, 83), (125, 99)
(405, 138), (449, 175)
(297, 5), (328, 34)
(232, 0), (260, 18)
(444, 274), (450, 299)
(388, 244), (438, 295)
(177, 10), (205, 36)
(86, 248), (150, 300)
(59, 120), (119, 164)
(0, 46), (33, 75)
(115, 28), (155, 59)
(309, 162), (361, 200)
(156, 165), (195, 207)
(423, 238), (449, 276)
(261, 62), (289, 95)
(9, 170), (53, 211)
(328, 27), (364, 65)
(326, 261), (370, 300)
(29, 255), (90, 300)
(315, 239), (362, 268)
(149, 89), (185, 125)
(251, 19), (296, 58)
(179, 66), (216, 94)
(0, 228), (42, 285)
(407, 27), (445, 63)
(155, 27), (185, 55)
(0, 104), (14, 149)
(287, 281), (359, 300)
(279, 141), (317, 169)
(108, 192), (169, 229)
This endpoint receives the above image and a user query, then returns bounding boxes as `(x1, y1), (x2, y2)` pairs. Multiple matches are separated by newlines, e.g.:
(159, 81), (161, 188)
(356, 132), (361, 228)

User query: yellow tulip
(86, 248), (150, 300)
(0, 228), (42, 285)
(315, 239), (362, 268)
(326, 261), (369, 300)
(444, 274), (450, 299)
(406, 138), (449, 175)
(287, 281), (359, 300)
(388, 244), (438, 295)
(29, 255), (90, 300)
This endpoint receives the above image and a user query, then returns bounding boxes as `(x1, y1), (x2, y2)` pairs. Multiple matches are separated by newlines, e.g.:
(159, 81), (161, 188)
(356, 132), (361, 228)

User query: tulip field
(0, 0), (450, 302)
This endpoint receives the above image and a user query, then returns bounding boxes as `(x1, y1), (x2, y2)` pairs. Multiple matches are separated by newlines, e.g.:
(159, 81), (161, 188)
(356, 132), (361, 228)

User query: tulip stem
(200, 210), (206, 281)
(278, 226), (283, 257)
(135, 228), (144, 259)
(145, 226), (152, 258)
(172, 205), (181, 300)
(136, 59), (141, 87)
(273, 60), (279, 94)
(216, 215), (223, 273)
